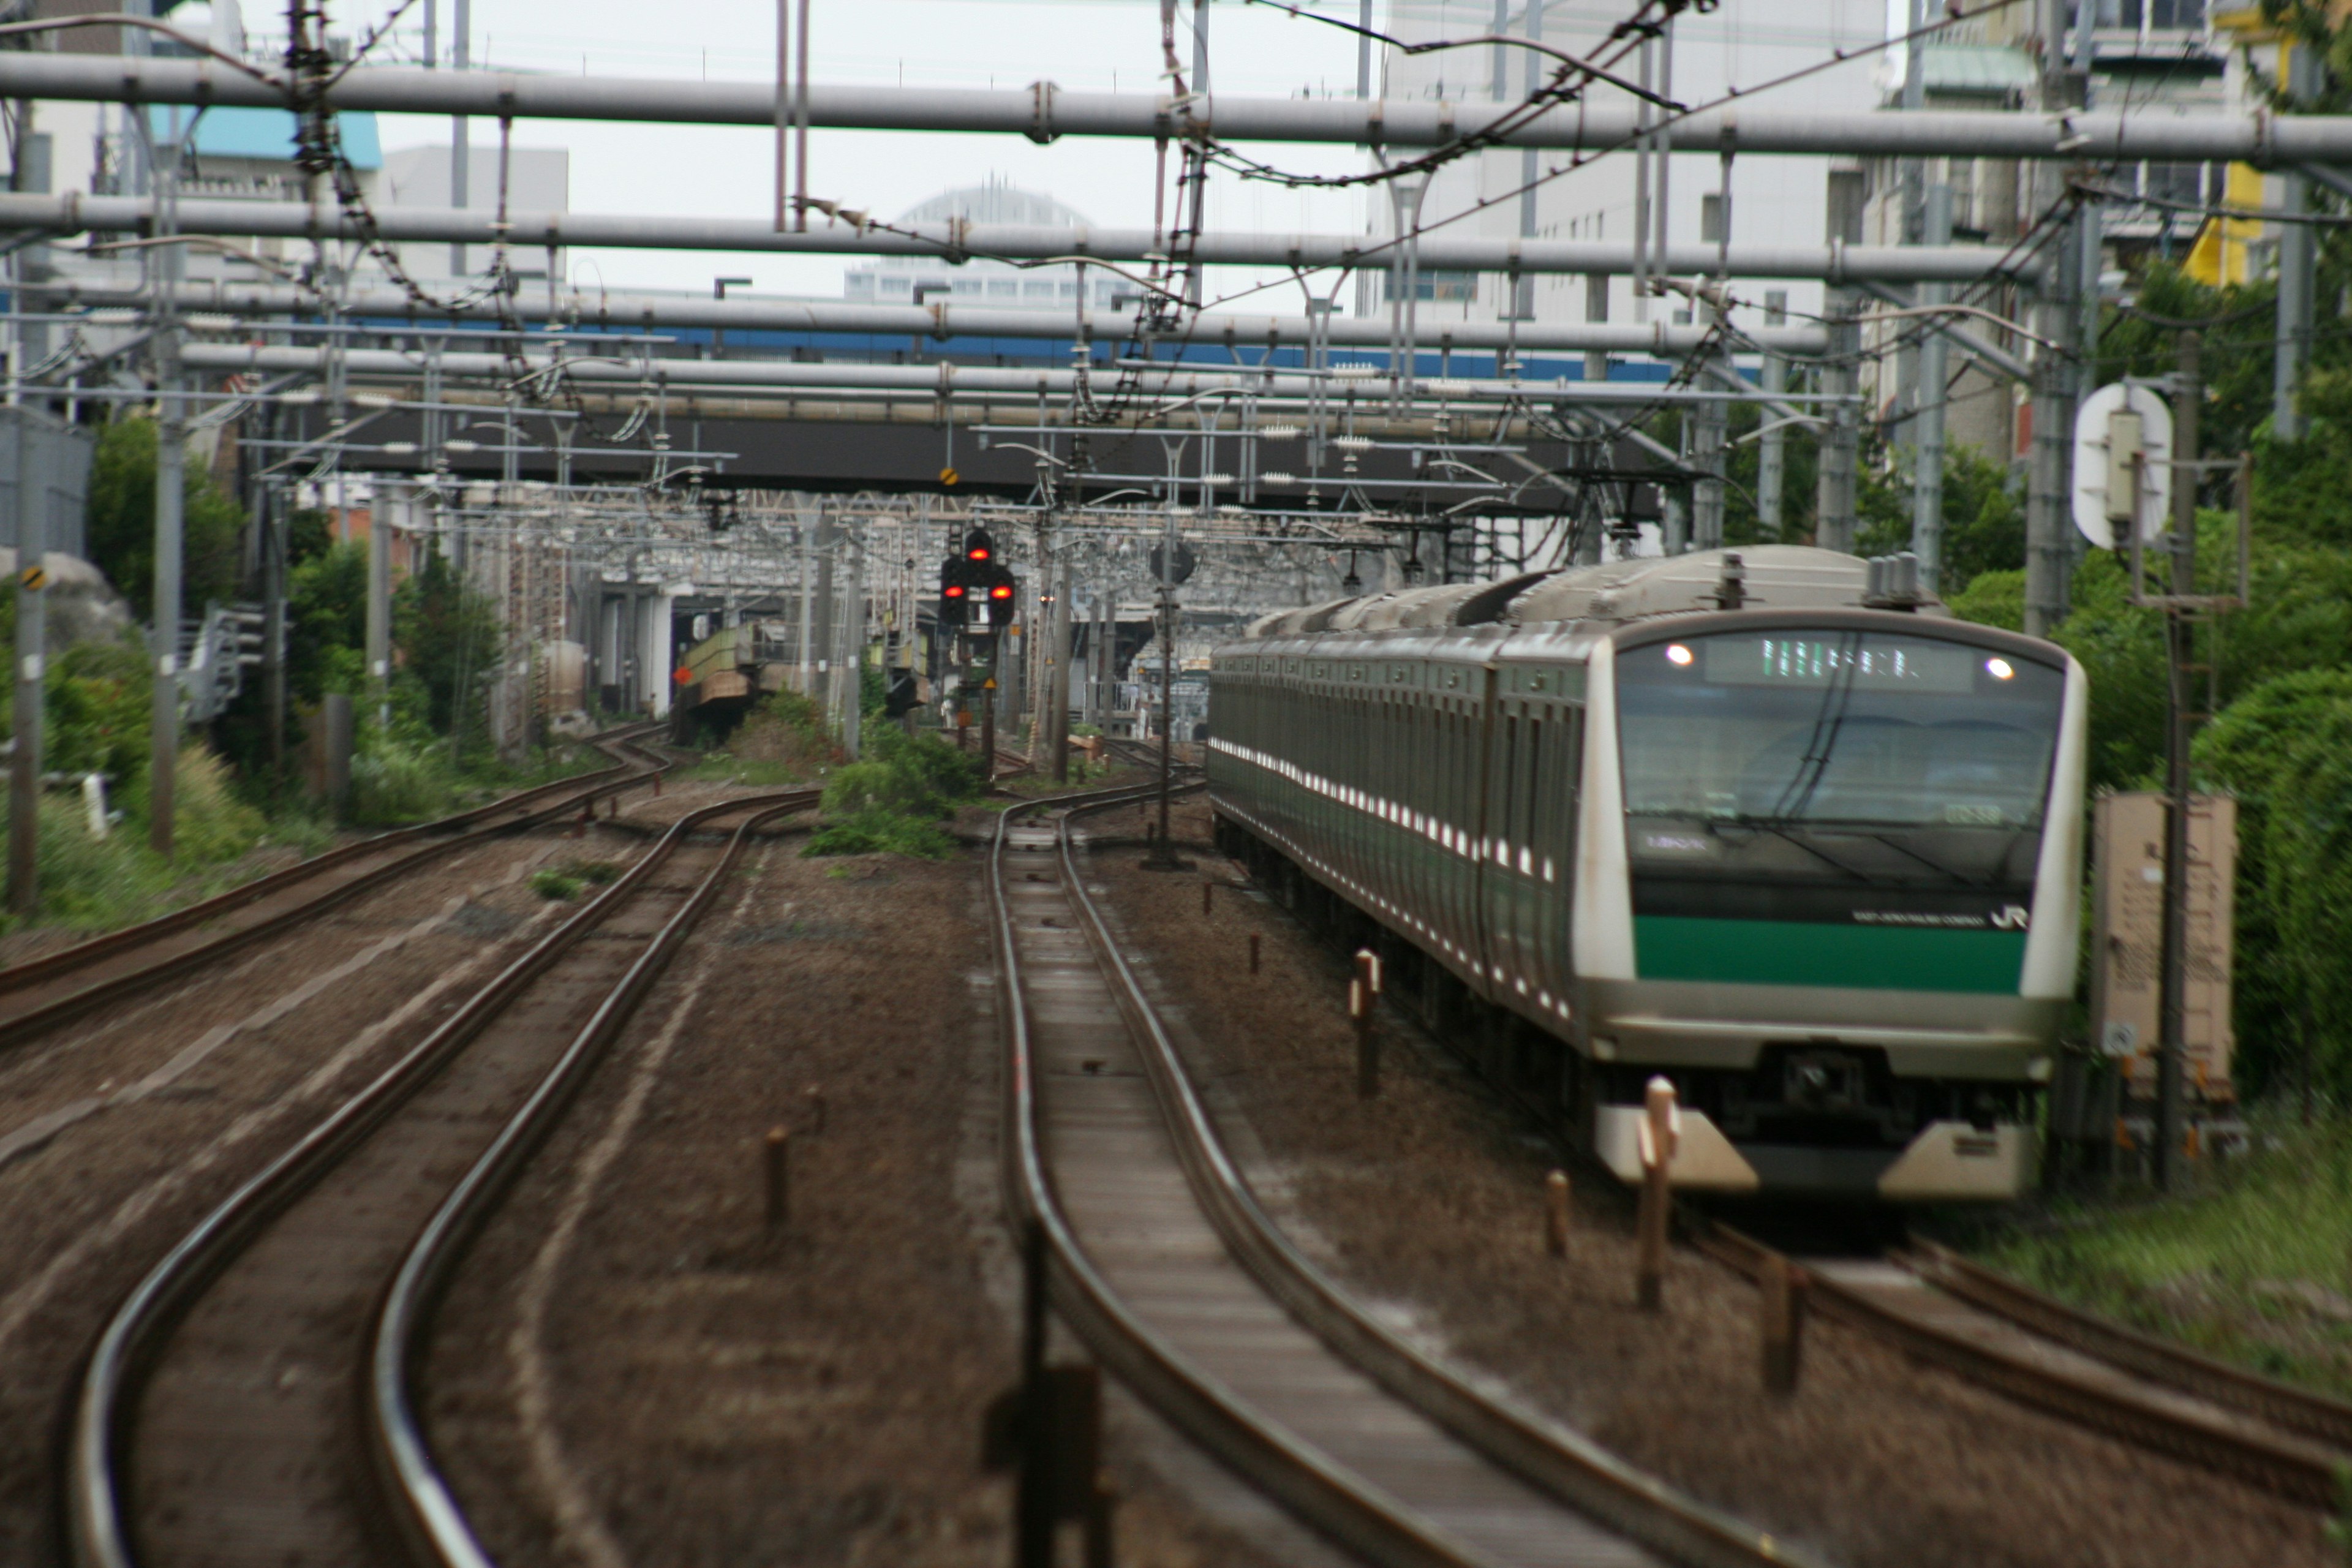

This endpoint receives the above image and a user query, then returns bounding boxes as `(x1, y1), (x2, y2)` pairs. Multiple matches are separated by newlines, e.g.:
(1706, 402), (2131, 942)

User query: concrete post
(1050, 555), (1073, 782)
(9, 406), (42, 916)
(2275, 45), (2320, 439)
(1912, 183), (1952, 593)
(1758, 290), (1788, 541)
(368, 485), (395, 731)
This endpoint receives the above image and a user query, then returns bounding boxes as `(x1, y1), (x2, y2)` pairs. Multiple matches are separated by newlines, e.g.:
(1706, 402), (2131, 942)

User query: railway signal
(939, 556), (971, 627)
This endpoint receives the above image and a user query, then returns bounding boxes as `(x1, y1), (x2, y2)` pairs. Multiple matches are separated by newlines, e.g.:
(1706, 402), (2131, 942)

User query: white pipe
(0, 193), (2035, 284)
(0, 53), (2340, 162)
(31, 278), (1834, 354)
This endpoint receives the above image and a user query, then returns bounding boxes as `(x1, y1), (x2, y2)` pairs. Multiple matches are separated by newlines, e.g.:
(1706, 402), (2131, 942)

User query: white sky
(355, 0), (1373, 302)
(176, 2), (1905, 307)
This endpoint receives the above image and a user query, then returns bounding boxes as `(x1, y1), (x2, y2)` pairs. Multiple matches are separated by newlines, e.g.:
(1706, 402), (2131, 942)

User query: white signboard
(2072, 383), (2173, 549)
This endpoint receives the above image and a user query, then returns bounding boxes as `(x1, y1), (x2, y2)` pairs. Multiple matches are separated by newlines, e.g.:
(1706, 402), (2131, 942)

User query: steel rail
(64, 785), (821, 1568)
(0, 53), (2344, 163)
(990, 778), (1501, 1568)
(0, 723), (669, 1047)
(1696, 1226), (2350, 1509)
(366, 790), (820, 1568)
(1049, 797), (1817, 1568)
(1904, 1240), (2352, 1453)
(0, 194), (2040, 285)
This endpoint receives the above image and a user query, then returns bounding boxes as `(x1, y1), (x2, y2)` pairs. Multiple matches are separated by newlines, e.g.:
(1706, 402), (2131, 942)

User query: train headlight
(1664, 644), (1694, 667)
(1985, 657), (2015, 680)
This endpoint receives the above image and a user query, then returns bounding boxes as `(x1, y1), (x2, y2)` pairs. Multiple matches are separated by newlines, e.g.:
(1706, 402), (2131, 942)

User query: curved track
(66, 786), (819, 1568)
(0, 723), (671, 1047)
(990, 782), (1813, 1568)
(1699, 1226), (2352, 1509)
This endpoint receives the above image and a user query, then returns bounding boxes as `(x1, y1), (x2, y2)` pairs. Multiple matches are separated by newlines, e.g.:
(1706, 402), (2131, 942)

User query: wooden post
(1635, 1076), (1678, 1311)
(1248, 933), (1260, 975)
(1202, 880), (1213, 916)
(1761, 1253), (1804, 1395)
(763, 1126), (790, 1229)
(1351, 949), (1381, 1099)
(1545, 1170), (1572, 1257)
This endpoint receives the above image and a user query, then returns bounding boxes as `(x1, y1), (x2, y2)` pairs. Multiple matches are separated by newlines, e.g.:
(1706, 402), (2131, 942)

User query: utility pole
(1758, 290), (1787, 540)
(10, 397), (42, 917)
(1049, 552), (1073, 783)
(368, 484), (394, 732)
(2153, 330), (2201, 1191)
(1814, 169), (1861, 552)
(1144, 475), (1181, 868)
(448, 0), (469, 279)
(2024, 0), (2079, 636)
(1355, 0), (1371, 100)
(1912, 181), (1952, 593)
(148, 115), (185, 859)
(2275, 42), (2318, 439)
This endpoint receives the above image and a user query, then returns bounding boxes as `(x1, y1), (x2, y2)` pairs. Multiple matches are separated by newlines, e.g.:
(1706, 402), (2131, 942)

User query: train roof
(1240, 547), (1929, 640)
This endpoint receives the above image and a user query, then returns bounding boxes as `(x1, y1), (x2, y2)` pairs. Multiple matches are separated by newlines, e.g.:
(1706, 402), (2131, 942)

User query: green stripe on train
(1633, 915), (2026, 993)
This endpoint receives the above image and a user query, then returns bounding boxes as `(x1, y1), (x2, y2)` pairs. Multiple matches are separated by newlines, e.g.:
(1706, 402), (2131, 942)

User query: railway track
(0, 723), (671, 1048)
(1698, 1226), (2352, 1509)
(990, 781), (1815, 1568)
(65, 785), (820, 1568)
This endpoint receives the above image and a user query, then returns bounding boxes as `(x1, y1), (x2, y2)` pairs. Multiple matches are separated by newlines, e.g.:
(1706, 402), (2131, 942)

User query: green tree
(83, 417), (245, 618)
(2195, 671), (2352, 1097)
(393, 550), (501, 743)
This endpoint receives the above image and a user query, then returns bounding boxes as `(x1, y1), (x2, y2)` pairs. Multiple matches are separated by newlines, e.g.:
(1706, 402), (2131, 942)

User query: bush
(802, 721), (986, 861)
(530, 868), (584, 900)
(803, 807), (962, 859)
(349, 734), (462, 826)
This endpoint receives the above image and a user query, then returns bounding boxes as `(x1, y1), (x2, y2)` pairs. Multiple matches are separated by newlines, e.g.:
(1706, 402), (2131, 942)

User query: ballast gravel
(421, 835), (1293, 1568)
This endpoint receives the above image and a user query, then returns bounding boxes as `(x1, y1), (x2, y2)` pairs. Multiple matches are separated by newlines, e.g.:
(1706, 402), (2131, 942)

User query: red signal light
(990, 583), (1013, 600)
(943, 583), (966, 598)
(967, 546), (990, 562)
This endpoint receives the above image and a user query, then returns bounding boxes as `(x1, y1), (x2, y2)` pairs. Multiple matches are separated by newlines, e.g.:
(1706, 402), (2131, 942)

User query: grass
(1973, 1115), (2352, 1399)
(529, 858), (621, 900)
(801, 726), (986, 861)
(0, 745), (333, 938)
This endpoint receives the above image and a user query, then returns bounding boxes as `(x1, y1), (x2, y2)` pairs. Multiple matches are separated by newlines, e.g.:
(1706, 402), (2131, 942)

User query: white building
(1373, 1), (1888, 349)
(379, 142), (572, 285)
(843, 179), (1131, 310)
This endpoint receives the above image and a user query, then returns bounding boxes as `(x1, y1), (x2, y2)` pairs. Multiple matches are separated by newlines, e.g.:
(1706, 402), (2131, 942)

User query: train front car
(1584, 609), (2087, 1201)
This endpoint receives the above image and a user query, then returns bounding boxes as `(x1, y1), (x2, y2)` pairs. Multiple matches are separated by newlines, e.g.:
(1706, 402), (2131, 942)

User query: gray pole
(2154, 330), (2201, 1191)
(2275, 45), (2318, 439)
(368, 485), (394, 731)
(1758, 289), (1787, 541)
(148, 121), (184, 859)
(1518, 2), (1544, 323)
(448, 0), (469, 279)
(1355, 0), (1371, 100)
(1912, 182), (1951, 592)
(1815, 169), (1860, 552)
(1050, 553), (1073, 782)
(2023, 3), (2078, 636)
(840, 537), (861, 757)
(9, 403), (42, 916)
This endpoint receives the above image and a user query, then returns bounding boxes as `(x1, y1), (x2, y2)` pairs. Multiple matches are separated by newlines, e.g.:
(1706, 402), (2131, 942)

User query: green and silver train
(1207, 546), (2087, 1202)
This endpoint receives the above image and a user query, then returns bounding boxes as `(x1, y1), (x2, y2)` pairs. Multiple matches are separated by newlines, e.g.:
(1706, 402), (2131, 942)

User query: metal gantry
(1, 0), (2337, 892)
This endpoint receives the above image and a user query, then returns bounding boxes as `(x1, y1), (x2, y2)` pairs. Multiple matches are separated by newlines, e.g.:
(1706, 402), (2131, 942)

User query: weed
(530, 869), (584, 900)
(1979, 1114), (2352, 1401)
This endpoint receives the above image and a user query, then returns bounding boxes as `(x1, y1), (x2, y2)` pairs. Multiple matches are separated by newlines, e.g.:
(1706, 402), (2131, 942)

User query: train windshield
(1615, 629), (2065, 888)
